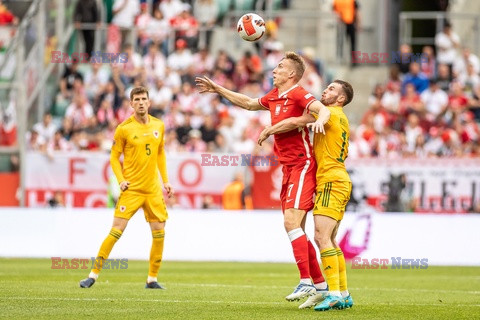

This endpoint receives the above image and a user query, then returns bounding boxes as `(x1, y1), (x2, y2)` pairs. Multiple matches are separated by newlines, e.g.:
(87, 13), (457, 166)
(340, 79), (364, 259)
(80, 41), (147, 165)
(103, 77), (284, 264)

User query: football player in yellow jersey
(80, 86), (174, 289)
(258, 80), (354, 311)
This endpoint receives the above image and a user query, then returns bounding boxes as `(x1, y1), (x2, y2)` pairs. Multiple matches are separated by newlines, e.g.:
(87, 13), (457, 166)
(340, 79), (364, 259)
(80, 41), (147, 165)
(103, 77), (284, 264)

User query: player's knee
(314, 231), (332, 249)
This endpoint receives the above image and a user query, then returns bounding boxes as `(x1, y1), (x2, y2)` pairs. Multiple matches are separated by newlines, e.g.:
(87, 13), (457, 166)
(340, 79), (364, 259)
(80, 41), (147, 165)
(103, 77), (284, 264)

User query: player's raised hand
(119, 180), (130, 191)
(307, 107), (331, 134)
(257, 125), (271, 146)
(164, 182), (174, 198)
(195, 76), (218, 94)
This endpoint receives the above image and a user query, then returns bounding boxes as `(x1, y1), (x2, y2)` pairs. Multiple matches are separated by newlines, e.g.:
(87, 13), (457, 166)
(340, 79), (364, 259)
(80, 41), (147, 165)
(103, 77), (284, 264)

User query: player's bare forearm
(195, 76), (264, 111)
(258, 114), (315, 146)
(308, 100), (327, 114)
(270, 114), (316, 135)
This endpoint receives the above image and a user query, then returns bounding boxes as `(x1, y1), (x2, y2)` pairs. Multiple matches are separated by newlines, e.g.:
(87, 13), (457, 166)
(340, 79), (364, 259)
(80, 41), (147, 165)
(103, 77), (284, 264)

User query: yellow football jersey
(112, 115), (166, 195)
(313, 106), (351, 186)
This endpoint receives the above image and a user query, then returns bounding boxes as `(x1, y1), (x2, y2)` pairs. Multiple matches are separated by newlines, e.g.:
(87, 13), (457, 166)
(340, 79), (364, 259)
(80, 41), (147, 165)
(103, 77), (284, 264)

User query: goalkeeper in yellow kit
(80, 86), (174, 289)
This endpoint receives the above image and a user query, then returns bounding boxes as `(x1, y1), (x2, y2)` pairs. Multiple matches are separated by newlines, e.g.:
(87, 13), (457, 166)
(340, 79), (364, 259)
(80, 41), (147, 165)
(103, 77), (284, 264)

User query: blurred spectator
(26, 129), (46, 152)
(193, 0), (218, 49)
(399, 83), (424, 115)
(192, 47), (215, 75)
(47, 130), (72, 153)
(170, 3), (199, 50)
(241, 51), (263, 83)
(458, 63), (480, 96)
(448, 82), (469, 116)
(59, 62), (83, 99)
(453, 47), (480, 81)
(112, 0), (140, 47)
(420, 79), (448, 122)
(143, 43), (167, 82)
(65, 95), (94, 130)
(119, 44), (143, 83)
(233, 128), (255, 154)
(96, 98), (116, 127)
(167, 39), (193, 77)
(404, 113), (423, 155)
(184, 129), (207, 152)
(136, 2), (153, 54)
(97, 79), (123, 113)
(83, 62), (110, 102)
(333, 0), (360, 66)
(214, 50), (235, 78)
(32, 113), (57, 142)
(381, 82), (401, 114)
(435, 21), (460, 72)
(147, 8), (171, 56)
(116, 97), (133, 123)
(150, 77), (173, 115)
(159, 0), (184, 20)
(402, 62), (429, 94)
(74, 0), (100, 59)
(199, 114), (218, 144)
(176, 112), (193, 144)
(395, 44), (412, 74)
(420, 45), (436, 79)
(222, 172), (249, 210)
(436, 63), (452, 92)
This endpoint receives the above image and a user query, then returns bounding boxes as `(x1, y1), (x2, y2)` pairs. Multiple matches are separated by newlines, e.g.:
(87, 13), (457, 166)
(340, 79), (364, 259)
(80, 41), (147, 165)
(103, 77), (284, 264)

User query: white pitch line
(1, 296), (480, 308)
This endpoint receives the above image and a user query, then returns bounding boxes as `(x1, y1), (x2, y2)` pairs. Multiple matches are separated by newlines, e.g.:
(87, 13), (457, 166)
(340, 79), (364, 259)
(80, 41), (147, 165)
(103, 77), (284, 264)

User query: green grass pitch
(1, 258), (479, 319)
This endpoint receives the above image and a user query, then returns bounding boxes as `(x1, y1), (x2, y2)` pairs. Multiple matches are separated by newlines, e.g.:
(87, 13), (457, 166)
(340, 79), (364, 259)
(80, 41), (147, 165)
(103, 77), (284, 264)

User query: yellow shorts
(114, 191), (168, 222)
(313, 181), (352, 221)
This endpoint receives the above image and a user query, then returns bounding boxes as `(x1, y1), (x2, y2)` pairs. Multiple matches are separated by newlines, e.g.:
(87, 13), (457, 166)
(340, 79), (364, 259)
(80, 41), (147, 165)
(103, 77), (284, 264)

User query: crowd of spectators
(8, 1), (480, 161)
(351, 22), (480, 158)
(24, 0), (323, 159)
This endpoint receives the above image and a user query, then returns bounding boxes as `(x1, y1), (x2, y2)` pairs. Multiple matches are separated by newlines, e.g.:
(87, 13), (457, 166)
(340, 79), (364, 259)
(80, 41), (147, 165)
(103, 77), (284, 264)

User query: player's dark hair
(130, 86), (149, 101)
(333, 80), (354, 106)
(284, 51), (306, 80)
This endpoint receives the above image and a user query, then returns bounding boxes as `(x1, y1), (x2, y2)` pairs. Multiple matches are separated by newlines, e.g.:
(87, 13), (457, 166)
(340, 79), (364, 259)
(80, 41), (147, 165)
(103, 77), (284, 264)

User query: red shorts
(280, 159), (316, 212)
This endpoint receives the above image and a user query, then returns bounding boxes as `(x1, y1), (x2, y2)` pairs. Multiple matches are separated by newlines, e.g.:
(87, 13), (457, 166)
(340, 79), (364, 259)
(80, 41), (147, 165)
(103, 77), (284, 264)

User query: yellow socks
(320, 248), (340, 296)
(336, 247), (349, 297)
(148, 229), (165, 279)
(91, 228), (123, 275)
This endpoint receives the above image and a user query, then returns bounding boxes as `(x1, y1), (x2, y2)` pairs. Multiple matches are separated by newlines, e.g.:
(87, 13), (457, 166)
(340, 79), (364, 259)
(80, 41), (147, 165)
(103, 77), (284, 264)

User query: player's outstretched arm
(195, 76), (265, 111)
(258, 114), (316, 146)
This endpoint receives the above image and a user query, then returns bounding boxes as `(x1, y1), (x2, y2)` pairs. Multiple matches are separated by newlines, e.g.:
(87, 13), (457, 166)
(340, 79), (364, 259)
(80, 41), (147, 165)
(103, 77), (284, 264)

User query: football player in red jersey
(196, 52), (331, 304)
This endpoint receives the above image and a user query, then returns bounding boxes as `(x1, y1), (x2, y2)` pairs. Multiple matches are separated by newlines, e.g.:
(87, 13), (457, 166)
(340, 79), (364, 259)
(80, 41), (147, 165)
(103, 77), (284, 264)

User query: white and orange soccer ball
(237, 13), (266, 41)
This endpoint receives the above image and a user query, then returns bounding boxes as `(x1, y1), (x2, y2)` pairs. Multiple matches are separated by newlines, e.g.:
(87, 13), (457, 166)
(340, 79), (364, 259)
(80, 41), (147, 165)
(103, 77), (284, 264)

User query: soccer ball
(237, 13), (266, 41)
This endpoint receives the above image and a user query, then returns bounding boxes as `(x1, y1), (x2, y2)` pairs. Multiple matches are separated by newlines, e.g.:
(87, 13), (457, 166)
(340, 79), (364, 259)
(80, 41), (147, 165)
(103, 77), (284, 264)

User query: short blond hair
(284, 51), (306, 80)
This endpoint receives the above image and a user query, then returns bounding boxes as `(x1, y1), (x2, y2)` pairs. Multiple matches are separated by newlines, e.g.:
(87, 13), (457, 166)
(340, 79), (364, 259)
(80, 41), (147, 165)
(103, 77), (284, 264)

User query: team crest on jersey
(153, 130), (159, 138)
(119, 205), (126, 212)
(275, 104), (281, 116)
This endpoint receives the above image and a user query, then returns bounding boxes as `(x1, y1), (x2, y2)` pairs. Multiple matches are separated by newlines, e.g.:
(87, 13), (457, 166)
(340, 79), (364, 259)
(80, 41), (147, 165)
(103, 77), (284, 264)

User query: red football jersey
(258, 85), (317, 165)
